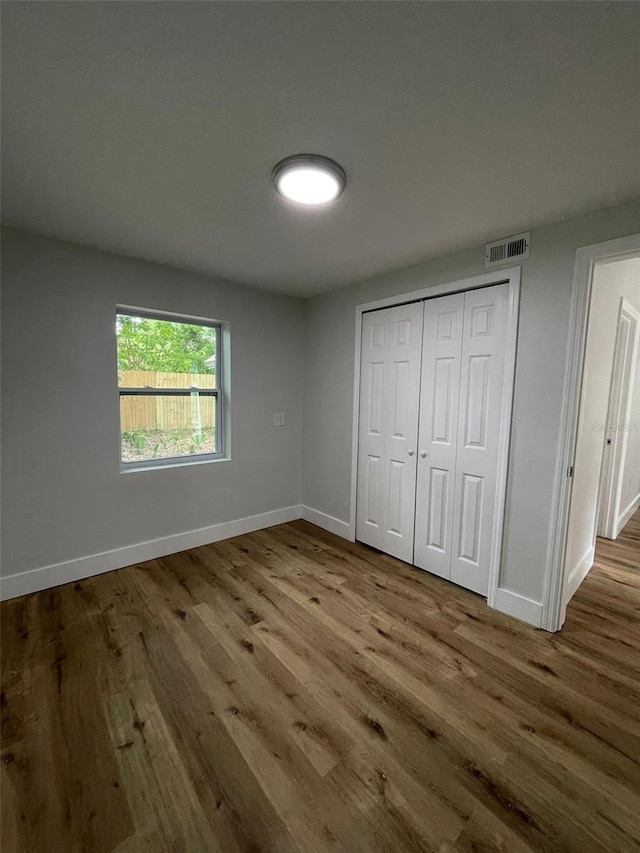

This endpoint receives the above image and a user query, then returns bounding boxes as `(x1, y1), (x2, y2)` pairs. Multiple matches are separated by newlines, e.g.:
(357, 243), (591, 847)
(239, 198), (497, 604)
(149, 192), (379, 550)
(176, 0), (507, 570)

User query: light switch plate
(274, 413), (285, 426)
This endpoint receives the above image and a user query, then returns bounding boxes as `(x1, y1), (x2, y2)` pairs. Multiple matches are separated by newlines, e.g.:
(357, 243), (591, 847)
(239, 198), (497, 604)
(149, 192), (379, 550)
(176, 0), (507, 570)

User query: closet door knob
(408, 449), (414, 457)
(420, 451), (428, 458)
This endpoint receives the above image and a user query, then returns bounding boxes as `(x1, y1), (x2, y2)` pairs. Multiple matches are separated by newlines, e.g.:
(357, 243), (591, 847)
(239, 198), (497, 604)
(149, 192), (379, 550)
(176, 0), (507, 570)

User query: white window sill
(120, 454), (230, 474)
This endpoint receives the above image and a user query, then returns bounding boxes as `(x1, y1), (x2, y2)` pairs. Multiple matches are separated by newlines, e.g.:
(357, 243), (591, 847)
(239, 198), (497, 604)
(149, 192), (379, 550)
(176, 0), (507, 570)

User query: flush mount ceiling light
(272, 154), (346, 206)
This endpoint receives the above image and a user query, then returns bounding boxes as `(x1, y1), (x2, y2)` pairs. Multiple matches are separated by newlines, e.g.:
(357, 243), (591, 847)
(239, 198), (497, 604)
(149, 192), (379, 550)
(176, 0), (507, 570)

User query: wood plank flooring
(2, 511), (639, 852)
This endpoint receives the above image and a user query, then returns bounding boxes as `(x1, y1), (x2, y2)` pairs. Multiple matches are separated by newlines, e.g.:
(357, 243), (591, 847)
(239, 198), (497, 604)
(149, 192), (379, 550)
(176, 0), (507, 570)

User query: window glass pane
(120, 395), (217, 463)
(116, 314), (217, 389)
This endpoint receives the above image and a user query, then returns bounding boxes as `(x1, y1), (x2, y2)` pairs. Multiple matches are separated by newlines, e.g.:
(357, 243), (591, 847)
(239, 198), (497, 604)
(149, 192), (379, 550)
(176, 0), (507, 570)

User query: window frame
(116, 306), (225, 471)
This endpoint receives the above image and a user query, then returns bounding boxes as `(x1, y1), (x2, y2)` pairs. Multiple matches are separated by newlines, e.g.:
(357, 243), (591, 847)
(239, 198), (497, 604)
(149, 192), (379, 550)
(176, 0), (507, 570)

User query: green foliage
(117, 315), (216, 374)
(120, 427), (217, 463)
(122, 429), (149, 451)
(188, 432), (206, 455)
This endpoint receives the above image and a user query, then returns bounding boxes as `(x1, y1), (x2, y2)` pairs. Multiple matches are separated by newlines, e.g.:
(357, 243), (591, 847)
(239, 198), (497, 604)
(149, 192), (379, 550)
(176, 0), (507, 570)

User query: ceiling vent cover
(485, 232), (530, 268)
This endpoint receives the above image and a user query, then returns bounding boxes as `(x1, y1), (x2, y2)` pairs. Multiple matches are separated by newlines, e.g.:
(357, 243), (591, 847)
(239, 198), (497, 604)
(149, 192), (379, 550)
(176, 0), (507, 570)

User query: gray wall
(3, 200), (640, 607)
(302, 200), (640, 604)
(1, 228), (305, 576)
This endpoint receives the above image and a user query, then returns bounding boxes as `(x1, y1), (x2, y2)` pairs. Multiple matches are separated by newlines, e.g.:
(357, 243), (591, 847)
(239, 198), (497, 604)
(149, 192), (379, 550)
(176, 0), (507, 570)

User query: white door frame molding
(542, 233), (640, 632)
(350, 267), (521, 612)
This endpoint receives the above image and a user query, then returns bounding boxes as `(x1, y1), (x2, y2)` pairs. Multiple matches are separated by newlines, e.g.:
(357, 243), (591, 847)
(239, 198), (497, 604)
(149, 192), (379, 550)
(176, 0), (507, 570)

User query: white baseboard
(493, 588), (544, 628)
(614, 493), (640, 539)
(562, 545), (595, 608)
(300, 506), (353, 541)
(0, 505), (302, 601)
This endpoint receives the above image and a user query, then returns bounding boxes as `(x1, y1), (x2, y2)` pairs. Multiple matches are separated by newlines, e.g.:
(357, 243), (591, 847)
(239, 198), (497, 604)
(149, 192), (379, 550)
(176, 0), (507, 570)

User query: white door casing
(414, 293), (464, 578)
(356, 302), (424, 562)
(450, 284), (511, 596)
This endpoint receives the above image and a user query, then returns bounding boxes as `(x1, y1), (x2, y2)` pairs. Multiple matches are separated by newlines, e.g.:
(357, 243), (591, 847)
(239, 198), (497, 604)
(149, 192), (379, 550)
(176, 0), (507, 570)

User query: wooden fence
(119, 371), (216, 432)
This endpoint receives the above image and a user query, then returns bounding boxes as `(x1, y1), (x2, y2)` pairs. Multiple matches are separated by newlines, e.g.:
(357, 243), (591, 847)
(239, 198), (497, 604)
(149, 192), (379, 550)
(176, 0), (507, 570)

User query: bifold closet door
(414, 293), (464, 578)
(356, 302), (423, 562)
(414, 283), (510, 596)
(451, 283), (511, 595)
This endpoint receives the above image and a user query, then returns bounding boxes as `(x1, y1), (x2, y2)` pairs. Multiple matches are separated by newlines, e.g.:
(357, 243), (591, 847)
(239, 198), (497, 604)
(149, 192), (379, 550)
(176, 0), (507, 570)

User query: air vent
(485, 232), (530, 268)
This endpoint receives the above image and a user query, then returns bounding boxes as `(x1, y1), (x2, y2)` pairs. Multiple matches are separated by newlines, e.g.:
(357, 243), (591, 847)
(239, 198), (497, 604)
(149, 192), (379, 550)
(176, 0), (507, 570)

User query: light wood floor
(2, 512), (639, 853)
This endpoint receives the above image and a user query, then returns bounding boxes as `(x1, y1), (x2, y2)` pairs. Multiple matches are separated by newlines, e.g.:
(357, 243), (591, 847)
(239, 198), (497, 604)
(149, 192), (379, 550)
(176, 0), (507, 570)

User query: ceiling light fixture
(272, 154), (346, 206)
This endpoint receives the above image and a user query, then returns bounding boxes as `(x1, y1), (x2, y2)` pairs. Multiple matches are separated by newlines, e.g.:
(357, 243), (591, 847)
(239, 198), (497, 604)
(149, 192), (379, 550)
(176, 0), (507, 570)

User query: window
(116, 309), (224, 468)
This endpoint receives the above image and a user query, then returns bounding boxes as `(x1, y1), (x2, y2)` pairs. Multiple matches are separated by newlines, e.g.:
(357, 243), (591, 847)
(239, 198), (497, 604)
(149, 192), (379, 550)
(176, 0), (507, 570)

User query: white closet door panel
(451, 284), (510, 595)
(356, 303), (423, 561)
(356, 310), (390, 550)
(414, 293), (464, 578)
(382, 303), (424, 561)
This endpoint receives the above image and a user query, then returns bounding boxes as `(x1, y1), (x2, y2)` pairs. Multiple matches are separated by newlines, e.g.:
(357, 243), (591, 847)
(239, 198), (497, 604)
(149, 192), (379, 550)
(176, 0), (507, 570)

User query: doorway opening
(559, 252), (640, 623)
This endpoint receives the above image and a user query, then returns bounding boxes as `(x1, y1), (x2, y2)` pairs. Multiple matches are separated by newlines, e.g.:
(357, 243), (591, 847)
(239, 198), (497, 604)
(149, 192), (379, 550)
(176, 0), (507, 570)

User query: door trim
(542, 233), (640, 632)
(350, 268), (521, 611)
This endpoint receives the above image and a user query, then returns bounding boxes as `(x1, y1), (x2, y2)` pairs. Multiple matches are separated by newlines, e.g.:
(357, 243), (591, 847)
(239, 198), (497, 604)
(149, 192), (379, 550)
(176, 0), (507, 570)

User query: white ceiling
(2, 2), (640, 297)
